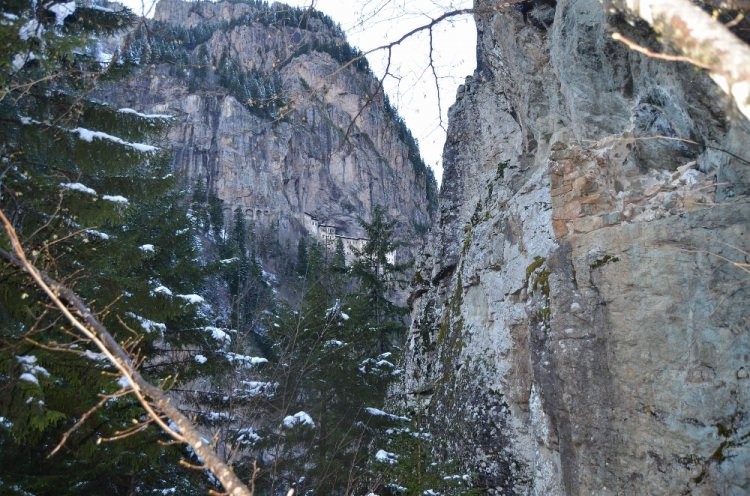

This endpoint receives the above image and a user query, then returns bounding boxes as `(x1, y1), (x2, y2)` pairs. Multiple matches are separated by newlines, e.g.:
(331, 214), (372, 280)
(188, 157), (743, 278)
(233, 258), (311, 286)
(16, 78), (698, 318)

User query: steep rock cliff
(102, 0), (436, 263)
(401, 1), (750, 494)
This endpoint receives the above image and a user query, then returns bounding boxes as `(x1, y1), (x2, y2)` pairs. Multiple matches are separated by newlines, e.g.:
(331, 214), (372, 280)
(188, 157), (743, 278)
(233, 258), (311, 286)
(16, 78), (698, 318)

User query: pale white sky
(120, 0), (477, 184)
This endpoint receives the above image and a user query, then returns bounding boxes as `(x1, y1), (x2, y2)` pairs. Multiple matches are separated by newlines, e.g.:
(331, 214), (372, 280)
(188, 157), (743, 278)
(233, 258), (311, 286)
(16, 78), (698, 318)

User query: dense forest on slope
(0, 2), (220, 492)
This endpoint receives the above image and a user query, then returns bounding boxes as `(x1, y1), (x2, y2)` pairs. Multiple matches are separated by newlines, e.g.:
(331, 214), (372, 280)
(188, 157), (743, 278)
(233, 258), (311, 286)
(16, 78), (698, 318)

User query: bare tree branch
(98, 416), (155, 443)
(610, 32), (714, 70)
(587, 134), (750, 166)
(427, 25), (444, 131)
(47, 388), (130, 458)
(614, 0), (750, 121)
(364, 8), (474, 58)
(328, 3), (525, 141)
(315, 6), (474, 144)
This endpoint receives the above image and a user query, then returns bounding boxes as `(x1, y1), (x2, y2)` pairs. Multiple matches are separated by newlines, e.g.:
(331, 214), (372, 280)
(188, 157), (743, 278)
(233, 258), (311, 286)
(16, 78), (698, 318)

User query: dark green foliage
(0, 1), (438, 492)
(0, 2), (221, 493)
(296, 236), (309, 276)
(217, 207), (271, 337)
(188, 44), (210, 91)
(590, 254), (620, 269)
(496, 159), (509, 179)
(293, 37), (371, 72)
(248, 208), (410, 492)
(332, 237), (347, 272)
(188, 178), (226, 243)
(351, 206), (410, 343)
(525, 256), (550, 298)
(223, 208), (412, 494)
(369, 421), (480, 495)
(470, 199), (484, 227)
(65, 4), (137, 36)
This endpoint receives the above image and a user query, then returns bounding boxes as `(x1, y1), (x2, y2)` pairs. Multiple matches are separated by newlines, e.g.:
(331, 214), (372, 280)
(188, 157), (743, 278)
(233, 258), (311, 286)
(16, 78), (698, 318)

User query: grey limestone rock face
(400, 0), (750, 494)
(102, 0), (436, 264)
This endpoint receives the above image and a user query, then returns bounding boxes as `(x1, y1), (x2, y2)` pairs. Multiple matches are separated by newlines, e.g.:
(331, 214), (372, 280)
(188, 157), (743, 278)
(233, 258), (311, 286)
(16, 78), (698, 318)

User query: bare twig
(98, 417), (154, 443)
(343, 50), (391, 139)
(249, 460), (261, 496)
(681, 239), (750, 275)
(325, 7), (473, 138)
(610, 32), (714, 70)
(48, 393), (111, 458)
(588, 134), (750, 166)
(428, 24), (444, 132)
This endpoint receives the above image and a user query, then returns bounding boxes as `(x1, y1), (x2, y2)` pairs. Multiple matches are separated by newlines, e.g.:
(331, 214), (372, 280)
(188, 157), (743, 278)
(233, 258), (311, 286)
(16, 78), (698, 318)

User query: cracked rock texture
(399, 1), (750, 494)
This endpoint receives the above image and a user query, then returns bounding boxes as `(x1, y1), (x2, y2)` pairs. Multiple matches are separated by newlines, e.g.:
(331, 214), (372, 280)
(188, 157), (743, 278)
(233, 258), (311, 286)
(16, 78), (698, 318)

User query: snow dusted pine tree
(245, 209), (411, 493)
(0, 2), (239, 494)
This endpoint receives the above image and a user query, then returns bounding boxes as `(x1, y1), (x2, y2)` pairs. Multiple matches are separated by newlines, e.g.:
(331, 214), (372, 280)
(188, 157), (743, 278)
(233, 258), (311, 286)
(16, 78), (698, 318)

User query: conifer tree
(256, 216), (408, 493)
(222, 206), (269, 336)
(0, 2), (231, 493)
(296, 236), (309, 277)
(333, 237), (347, 272)
(351, 205), (409, 350)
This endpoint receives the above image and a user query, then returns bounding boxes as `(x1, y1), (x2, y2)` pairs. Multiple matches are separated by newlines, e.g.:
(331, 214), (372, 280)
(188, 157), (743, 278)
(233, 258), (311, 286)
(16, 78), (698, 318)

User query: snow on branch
(282, 411), (315, 428)
(117, 108), (173, 120)
(60, 182), (97, 196)
(364, 407), (410, 422)
(73, 127), (158, 153)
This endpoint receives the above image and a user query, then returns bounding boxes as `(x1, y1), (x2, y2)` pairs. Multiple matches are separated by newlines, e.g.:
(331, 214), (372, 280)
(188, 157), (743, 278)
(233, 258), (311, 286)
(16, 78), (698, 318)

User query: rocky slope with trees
(101, 0), (437, 270)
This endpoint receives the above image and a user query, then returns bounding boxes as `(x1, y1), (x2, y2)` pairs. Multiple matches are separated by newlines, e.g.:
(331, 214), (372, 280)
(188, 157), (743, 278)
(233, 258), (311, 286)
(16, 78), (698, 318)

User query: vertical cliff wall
(102, 0), (437, 262)
(401, 1), (750, 494)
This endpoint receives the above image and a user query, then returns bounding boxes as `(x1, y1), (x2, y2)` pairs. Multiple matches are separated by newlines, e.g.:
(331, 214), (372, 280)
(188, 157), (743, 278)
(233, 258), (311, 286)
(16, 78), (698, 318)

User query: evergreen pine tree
(0, 2), (227, 493)
(296, 236), (308, 277)
(351, 205), (409, 351)
(257, 216), (408, 493)
(221, 206), (269, 338)
(333, 236), (347, 272)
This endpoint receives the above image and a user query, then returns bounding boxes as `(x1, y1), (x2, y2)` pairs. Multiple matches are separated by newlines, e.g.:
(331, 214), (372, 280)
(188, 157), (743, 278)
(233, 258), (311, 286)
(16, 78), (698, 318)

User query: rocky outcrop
(400, 1), (750, 494)
(103, 0), (436, 263)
